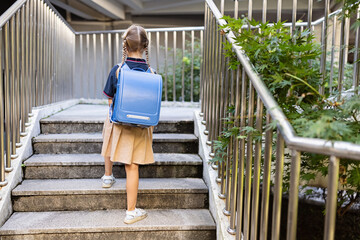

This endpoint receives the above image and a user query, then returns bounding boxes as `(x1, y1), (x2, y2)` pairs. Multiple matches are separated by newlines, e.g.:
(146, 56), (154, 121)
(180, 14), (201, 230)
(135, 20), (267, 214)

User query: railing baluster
(234, 0), (238, 19)
(156, 31), (160, 75)
(86, 34), (90, 98)
(93, 33), (96, 98)
(228, 66), (242, 235)
(217, 35), (226, 185)
(207, 16), (215, 148)
(181, 31), (185, 102)
(329, 15), (337, 95)
(223, 64), (233, 216)
(292, 0), (297, 36)
(216, 33), (226, 182)
(243, 83), (255, 240)
(200, 29), (204, 109)
(344, 12), (350, 65)
(107, 32), (112, 79)
(40, 2), (45, 106)
(44, 6), (48, 105)
(148, 32), (151, 62)
(235, 68), (248, 239)
(324, 156), (340, 240)
(214, 23), (223, 164)
(0, 27), (7, 187)
(220, 0), (224, 15)
(277, 0), (282, 22)
(100, 33), (104, 93)
(164, 31), (168, 101)
(203, 6), (210, 125)
(173, 31), (176, 101)
(250, 98), (263, 240)
(4, 22), (12, 172)
(353, 6), (360, 94)
(308, 0), (313, 31)
(48, 7), (52, 104)
(338, 14), (346, 97)
(206, 18), (212, 133)
(227, 67), (238, 234)
(191, 30), (194, 102)
(260, 113), (273, 240)
(20, 5), (26, 135)
(49, 10), (53, 103)
(271, 131), (285, 240)
(319, 0), (330, 95)
(15, 11), (21, 147)
(115, 32), (119, 65)
(219, 56), (230, 198)
(262, 0), (267, 23)
(248, 0), (253, 20)
(35, 0), (39, 105)
(55, 18), (58, 101)
(286, 150), (301, 240)
(210, 21), (221, 157)
(10, 16), (18, 159)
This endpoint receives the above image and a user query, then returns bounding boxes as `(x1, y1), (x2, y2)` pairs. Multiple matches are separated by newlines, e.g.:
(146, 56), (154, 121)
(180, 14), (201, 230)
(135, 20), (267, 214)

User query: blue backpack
(110, 63), (163, 128)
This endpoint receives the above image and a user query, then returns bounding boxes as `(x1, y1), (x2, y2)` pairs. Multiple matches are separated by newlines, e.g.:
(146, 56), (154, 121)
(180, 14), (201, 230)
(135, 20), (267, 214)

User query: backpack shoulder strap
(115, 63), (130, 79)
(146, 67), (155, 74)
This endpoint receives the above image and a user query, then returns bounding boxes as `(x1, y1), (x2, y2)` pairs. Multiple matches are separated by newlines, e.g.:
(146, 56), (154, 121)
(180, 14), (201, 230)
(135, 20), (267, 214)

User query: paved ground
(44, 104), (200, 122)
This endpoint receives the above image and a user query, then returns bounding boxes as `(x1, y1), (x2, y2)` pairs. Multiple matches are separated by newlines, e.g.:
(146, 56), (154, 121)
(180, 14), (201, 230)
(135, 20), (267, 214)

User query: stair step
(23, 153), (203, 179)
(33, 133), (198, 154)
(0, 209), (215, 240)
(12, 178), (208, 211)
(41, 119), (194, 134)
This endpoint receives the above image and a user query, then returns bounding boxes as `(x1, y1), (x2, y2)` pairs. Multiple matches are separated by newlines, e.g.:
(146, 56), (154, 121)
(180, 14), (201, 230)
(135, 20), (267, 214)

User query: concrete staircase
(0, 104), (216, 240)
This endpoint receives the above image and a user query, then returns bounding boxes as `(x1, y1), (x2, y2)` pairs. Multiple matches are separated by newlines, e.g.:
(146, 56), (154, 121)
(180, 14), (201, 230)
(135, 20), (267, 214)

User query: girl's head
(121, 24), (150, 65)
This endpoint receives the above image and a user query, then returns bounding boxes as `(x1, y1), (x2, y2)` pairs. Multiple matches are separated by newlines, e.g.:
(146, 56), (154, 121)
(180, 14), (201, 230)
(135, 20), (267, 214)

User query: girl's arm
(108, 99), (112, 107)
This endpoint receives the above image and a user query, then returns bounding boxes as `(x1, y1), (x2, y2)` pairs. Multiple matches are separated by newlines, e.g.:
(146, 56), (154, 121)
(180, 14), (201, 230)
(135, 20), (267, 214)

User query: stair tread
(24, 153), (202, 166)
(0, 209), (215, 235)
(39, 104), (196, 122)
(40, 119), (194, 124)
(12, 178), (208, 195)
(33, 133), (198, 142)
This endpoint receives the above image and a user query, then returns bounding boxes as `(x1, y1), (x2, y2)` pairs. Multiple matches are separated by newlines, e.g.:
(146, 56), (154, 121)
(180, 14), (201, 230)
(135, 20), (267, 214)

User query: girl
(100, 24), (155, 224)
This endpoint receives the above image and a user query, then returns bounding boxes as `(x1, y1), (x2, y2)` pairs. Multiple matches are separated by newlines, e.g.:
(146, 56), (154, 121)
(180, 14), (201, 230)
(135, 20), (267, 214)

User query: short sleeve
(103, 65), (120, 98)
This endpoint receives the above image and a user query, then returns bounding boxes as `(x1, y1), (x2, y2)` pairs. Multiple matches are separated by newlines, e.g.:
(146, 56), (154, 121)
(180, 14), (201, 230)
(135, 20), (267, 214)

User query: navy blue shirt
(103, 57), (153, 98)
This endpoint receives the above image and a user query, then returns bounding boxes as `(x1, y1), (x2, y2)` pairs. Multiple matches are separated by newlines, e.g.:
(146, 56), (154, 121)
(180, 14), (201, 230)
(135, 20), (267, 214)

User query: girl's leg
(104, 156), (113, 176)
(125, 163), (139, 211)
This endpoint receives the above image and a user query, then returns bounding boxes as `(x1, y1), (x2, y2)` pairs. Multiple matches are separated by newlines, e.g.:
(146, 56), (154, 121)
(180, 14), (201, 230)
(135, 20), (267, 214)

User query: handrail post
(324, 156), (340, 240)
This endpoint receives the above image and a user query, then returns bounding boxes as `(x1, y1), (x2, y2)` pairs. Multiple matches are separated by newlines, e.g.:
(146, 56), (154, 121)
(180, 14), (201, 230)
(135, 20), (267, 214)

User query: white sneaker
(124, 208), (148, 224)
(101, 174), (116, 188)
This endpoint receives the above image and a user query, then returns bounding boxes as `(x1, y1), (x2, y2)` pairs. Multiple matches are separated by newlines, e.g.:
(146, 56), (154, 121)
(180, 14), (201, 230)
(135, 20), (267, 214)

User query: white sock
(126, 209), (136, 216)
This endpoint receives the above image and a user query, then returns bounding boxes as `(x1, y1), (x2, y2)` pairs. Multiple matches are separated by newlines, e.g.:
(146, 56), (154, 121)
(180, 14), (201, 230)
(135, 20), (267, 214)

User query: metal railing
(201, 0), (360, 240)
(74, 27), (203, 102)
(0, 0), (75, 187)
(0, 0), (204, 190)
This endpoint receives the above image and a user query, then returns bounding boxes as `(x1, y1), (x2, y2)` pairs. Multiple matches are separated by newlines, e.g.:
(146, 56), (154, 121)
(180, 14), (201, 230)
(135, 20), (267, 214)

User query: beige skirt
(101, 114), (155, 165)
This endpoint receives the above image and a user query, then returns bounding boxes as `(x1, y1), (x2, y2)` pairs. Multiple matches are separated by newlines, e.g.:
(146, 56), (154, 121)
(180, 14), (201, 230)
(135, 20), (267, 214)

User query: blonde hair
(120, 24), (151, 70)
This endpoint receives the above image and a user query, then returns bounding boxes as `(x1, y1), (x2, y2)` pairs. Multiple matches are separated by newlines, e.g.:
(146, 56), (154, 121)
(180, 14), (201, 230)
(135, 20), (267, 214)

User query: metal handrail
(0, 0), (76, 32)
(0, 0), (27, 28)
(0, 0), (75, 188)
(75, 26), (204, 35)
(206, 0), (360, 161)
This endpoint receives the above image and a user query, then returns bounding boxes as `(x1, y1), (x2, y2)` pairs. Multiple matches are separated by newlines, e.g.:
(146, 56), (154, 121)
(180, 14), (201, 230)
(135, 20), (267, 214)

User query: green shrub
(160, 35), (201, 102)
